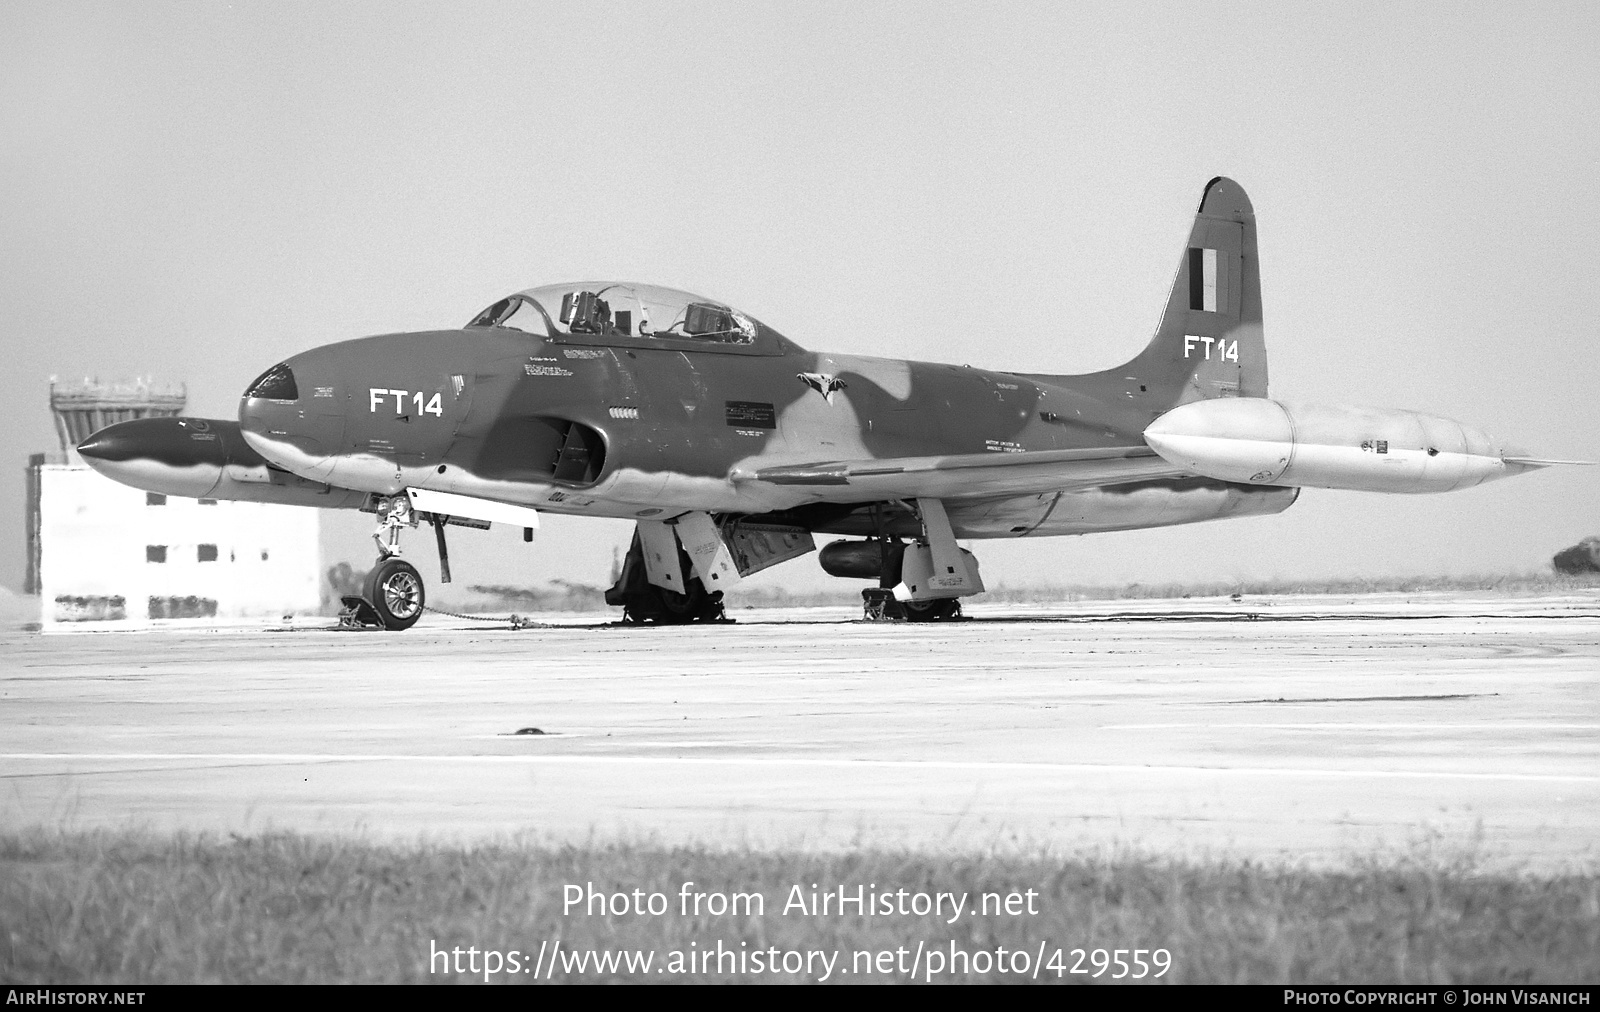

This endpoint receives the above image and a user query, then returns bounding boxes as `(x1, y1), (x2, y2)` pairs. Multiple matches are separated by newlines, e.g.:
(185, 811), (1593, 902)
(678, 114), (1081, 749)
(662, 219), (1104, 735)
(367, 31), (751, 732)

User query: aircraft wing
(736, 445), (1191, 501)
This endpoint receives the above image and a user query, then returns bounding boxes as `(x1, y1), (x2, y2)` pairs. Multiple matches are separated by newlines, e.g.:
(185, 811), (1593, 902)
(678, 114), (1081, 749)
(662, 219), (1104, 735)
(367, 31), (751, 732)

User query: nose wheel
(365, 556), (425, 630)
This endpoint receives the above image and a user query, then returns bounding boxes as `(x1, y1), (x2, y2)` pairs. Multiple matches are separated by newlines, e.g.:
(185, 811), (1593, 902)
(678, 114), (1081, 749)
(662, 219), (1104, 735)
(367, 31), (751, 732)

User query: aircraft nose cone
(239, 358), (309, 451)
(239, 352), (344, 480)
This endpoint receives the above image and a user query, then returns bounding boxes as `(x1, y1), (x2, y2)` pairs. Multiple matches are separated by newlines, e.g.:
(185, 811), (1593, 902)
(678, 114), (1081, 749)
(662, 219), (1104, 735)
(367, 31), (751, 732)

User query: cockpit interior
(469, 283), (759, 345)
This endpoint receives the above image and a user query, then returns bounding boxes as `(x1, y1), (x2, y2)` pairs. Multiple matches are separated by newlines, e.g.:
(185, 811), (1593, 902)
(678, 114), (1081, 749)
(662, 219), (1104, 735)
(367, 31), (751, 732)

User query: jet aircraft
(77, 178), (1583, 629)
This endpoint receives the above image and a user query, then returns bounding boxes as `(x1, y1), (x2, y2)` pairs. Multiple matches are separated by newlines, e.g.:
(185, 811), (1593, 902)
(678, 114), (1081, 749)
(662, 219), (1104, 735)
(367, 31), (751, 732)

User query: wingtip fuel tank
(1142, 398), (1559, 494)
(77, 416), (369, 509)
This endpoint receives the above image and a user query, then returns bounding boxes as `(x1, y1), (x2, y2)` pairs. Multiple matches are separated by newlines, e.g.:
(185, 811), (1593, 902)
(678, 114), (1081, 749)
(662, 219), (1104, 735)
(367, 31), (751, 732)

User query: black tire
(654, 580), (710, 623)
(365, 557), (425, 631)
(902, 597), (959, 622)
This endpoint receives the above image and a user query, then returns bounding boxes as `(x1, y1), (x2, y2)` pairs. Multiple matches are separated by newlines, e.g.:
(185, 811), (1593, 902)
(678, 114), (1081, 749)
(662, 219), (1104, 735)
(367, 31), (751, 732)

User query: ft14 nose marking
(370, 388), (443, 416)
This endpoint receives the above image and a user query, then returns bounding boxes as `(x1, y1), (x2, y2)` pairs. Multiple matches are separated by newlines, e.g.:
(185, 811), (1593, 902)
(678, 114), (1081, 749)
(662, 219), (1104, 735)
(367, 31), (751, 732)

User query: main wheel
(902, 597), (960, 622)
(654, 579), (711, 623)
(365, 557), (425, 631)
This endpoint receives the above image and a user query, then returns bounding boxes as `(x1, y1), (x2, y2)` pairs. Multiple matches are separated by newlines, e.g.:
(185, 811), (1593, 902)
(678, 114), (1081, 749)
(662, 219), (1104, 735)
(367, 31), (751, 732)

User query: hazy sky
(3, 1), (1597, 596)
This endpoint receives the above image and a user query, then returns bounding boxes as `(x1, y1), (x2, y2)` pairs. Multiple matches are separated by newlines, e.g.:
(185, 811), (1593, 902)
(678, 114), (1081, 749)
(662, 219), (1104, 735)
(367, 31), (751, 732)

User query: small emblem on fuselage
(797, 372), (847, 403)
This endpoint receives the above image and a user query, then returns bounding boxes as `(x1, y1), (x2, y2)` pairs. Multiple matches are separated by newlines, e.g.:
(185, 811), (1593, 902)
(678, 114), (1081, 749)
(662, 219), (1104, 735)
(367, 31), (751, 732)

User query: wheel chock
(337, 595), (385, 630)
(861, 588), (906, 621)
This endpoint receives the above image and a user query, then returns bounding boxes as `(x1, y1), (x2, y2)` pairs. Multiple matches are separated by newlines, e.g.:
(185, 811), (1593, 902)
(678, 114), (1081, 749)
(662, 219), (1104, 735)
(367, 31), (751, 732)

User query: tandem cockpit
(468, 283), (794, 353)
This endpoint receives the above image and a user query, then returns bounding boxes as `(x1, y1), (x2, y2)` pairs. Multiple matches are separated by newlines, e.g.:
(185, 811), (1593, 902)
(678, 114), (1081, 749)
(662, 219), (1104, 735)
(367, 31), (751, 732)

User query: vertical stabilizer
(1093, 177), (1266, 406)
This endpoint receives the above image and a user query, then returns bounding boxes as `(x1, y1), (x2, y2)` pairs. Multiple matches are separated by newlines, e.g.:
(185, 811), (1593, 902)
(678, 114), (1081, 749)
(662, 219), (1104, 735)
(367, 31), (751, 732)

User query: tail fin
(1088, 177), (1266, 408)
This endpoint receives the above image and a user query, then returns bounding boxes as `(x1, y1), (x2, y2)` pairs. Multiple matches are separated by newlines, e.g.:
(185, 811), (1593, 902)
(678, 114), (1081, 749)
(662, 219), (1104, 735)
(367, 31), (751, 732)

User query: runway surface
(3, 593), (1597, 870)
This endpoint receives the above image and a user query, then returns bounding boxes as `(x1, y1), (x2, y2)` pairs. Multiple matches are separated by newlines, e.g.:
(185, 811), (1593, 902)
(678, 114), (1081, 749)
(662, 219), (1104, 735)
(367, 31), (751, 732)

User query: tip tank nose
(77, 423), (164, 466)
(76, 432), (115, 461)
(71, 417), (231, 497)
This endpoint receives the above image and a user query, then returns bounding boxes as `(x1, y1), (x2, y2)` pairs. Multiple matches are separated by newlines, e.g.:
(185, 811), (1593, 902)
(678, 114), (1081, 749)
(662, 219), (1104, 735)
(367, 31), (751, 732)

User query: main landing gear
(847, 500), (981, 622)
(604, 530), (727, 625)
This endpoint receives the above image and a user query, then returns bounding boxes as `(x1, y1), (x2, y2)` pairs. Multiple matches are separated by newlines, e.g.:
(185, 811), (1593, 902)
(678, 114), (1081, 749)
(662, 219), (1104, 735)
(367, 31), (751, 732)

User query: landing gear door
(674, 512), (741, 591)
(724, 522), (815, 578)
(638, 519), (688, 594)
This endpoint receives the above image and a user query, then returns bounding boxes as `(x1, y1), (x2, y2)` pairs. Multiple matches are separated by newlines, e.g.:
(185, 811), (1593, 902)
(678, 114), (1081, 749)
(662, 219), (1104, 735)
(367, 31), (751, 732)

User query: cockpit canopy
(469, 283), (760, 345)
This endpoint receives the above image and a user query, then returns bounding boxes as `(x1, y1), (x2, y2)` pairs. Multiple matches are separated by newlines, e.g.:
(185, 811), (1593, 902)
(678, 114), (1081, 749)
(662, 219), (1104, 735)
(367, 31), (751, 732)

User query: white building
(38, 465), (322, 630)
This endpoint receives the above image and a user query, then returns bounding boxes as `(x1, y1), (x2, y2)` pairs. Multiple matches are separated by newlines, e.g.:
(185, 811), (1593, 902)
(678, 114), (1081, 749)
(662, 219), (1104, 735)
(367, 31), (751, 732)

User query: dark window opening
(146, 493), (167, 506)
(245, 363), (298, 401)
(198, 499), (218, 506)
(261, 549), (269, 561)
(197, 544), (218, 562)
(146, 545), (167, 564)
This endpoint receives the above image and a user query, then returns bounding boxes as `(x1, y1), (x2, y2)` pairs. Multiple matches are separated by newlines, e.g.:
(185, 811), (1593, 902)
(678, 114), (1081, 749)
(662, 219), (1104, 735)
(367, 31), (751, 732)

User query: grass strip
(3, 831), (1596, 984)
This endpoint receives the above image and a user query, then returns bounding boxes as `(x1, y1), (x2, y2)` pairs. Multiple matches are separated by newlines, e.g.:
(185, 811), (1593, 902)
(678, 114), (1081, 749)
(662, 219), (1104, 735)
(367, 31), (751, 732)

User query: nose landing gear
(373, 494), (415, 559)
(340, 495), (429, 631)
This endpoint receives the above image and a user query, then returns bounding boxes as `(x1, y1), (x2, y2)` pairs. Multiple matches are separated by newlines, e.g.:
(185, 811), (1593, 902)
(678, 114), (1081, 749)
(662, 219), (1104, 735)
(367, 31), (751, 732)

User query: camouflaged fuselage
(239, 317), (1295, 540)
(236, 178), (1298, 539)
